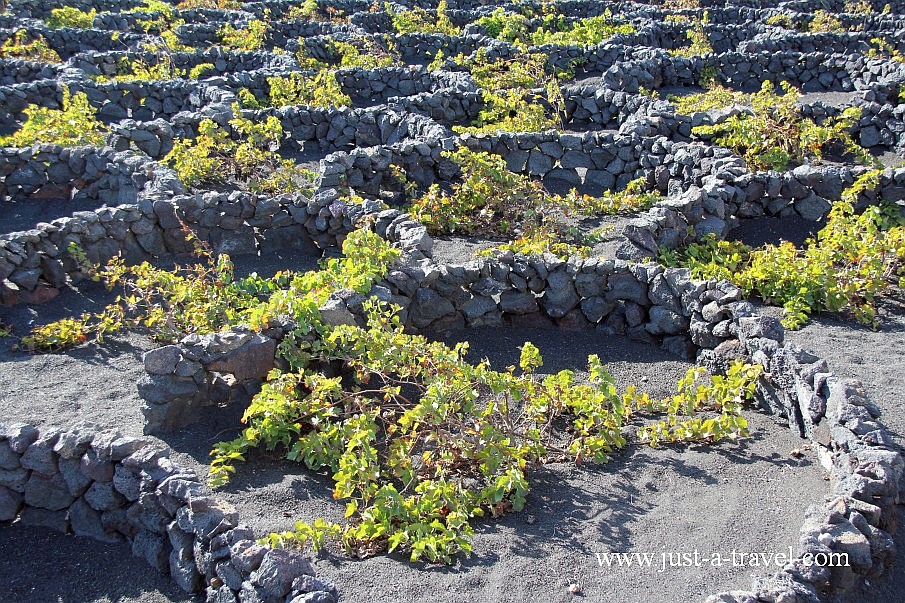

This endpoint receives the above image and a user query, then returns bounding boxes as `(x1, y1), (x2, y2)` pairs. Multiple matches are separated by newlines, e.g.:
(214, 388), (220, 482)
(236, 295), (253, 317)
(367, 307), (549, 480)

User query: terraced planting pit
(1, 0), (905, 602)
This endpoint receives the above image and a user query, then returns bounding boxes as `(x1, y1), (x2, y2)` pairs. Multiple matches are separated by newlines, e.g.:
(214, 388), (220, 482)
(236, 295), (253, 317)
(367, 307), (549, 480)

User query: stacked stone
(129, 242), (904, 601)
(388, 89), (482, 125)
(600, 49), (905, 96)
(620, 163), (905, 260)
(139, 324), (284, 433)
(313, 138), (449, 195)
(851, 101), (905, 153)
(6, 0), (144, 17)
(0, 78), (61, 126)
(702, 317), (904, 602)
(144, 253), (745, 406)
(90, 10), (180, 32)
(0, 144), (169, 203)
(740, 30), (905, 56)
(457, 131), (748, 193)
(0, 146), (185, 304)
(136, 201), (425, 434)
(563, 85), (672, 131)
(0, 75), (229, 126)
(222, 65), (475, 109)
(387, 32), (488, 64)
(44, 27), (147, 57)
(109, 118), (176, 158)
(0, 422), (339, 603)
(0, 57), (61, 85)
(288, 182), (433, 253)
(163, 103), (446, 153)
(265, 20), (360, 46)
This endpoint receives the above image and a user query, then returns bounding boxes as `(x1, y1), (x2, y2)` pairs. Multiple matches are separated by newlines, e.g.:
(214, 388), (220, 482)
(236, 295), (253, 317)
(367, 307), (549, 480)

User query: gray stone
(540, 271), (579, 318)
(159, 475), (207, 502)
(622, 220), (658, 254)
(624, 302), (645, 327)
(693, 215), (728, 238)
(169, 523), (195, 561)
(579, 295), (614, 324)
(144, 345), (183, 375)
(0, 467), (28, 492)
(231, 540), (268, 574)
(471, 277), (506, 297)
(409, 288), (455, 327)
(137, 492), (172, 533)
(176, 496), (238, 540)
(84, 480), (126, 511)
(122, 444), (170, 472)
(80, 449), (115, 482)
(70, 497), (120, 542)
(239, 580), (267, 603)
(171, 551), (203, 592)
(20, 436), (59, 476)
(585, 169), (615, 192)
(499, 290), (538, 314)
(737, 315), (784, 343)
(206, 585), (238, 603)
(560, 150), (593, 169)
(860, 125), (881, 148)
(59, 457), (92, 497)
(318, 296), (356, 326)
(794, 192), (831, 222)
(701, 301), (726, 323)
(526, 150), (553, 174)
(461, 295), (497, 320)
(1, 424), (39, 453)
(396, 224), (433, 252)
(215, 559), (244, 590)
(98, 434), (156, 462)
(690, 321), (723, 349)
(250, 549), (314, 598)
(207, 335), (277, 382)
(646, 306), (689, 335)
(575, 272), (606, 297)
(290, 575), (339, 600)
(824, 519), (873, 571)
(648, 275), (679, 310)
(24, 472), (74, 511)
(113, 465), (142, 501)
(137, 374), (199, 406)
(606, 273), (648, 305)
(0, 485), (23, 521)
(0, 442), (19, 470)
(53, 423), (100, 459)
(132, 528), (170, 572)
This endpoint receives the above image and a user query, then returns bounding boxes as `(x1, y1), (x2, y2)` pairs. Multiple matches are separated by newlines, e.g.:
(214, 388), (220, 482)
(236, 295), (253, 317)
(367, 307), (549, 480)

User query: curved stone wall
(0, 420), (340, 603)
(2, 1), (905, 602)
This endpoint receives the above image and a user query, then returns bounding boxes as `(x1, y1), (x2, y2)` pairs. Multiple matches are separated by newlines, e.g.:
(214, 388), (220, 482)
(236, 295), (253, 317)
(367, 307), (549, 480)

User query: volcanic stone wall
(0, 421), (340, 602)
(3, 1), (905, 601)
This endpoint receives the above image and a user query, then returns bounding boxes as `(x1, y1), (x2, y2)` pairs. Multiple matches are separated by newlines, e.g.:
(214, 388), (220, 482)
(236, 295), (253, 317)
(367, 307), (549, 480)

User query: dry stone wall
(0, 421), (340, 603)
(2, 0), (905, 601)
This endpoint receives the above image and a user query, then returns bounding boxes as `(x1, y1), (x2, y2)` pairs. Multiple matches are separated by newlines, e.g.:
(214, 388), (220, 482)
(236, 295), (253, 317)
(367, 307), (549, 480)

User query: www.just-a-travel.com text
(595, 548), (849, 572)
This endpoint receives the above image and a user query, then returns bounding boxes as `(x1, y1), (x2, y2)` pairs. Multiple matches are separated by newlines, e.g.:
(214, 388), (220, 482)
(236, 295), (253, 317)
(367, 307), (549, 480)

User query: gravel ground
(0, 237), (903, 603)
(1, 288), (829, 603)
(781, 298), (905, 603)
